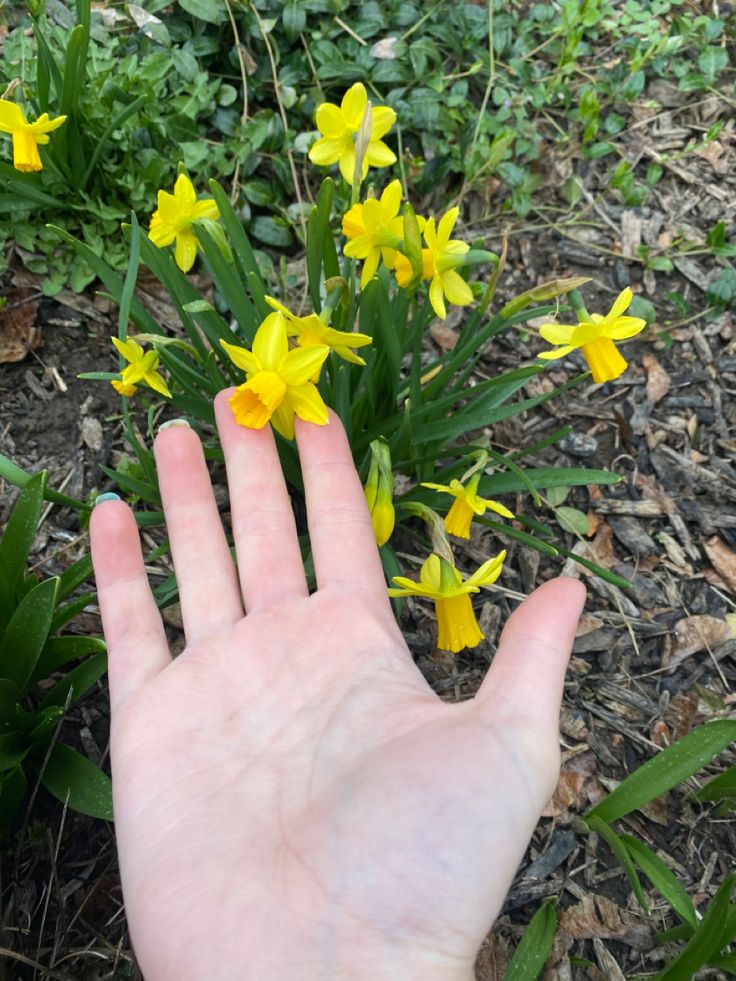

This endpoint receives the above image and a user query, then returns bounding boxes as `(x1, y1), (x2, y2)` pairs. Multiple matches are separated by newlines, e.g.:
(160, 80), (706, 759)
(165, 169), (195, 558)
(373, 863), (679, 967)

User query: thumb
(474, 577), (586, 736)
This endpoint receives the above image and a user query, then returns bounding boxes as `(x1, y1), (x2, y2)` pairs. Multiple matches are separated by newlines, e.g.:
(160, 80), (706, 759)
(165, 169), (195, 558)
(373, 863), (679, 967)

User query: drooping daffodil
(394, 207), (473, 320)
(149, 173), (219, 273)
(110, 336), (172, 399)
(0, 100), (66, 172)
(537, 287), (646, 384)
(389, 552), (506, 653)
(342, 179), (407, 287)
(220, 313), (330, 439)
(308, 82), (396, 185)
(264, 296), (372, 368)
(421, 474), (514, 539)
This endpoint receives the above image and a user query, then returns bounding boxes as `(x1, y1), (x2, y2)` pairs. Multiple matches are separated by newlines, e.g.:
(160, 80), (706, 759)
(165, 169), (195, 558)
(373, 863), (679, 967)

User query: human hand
(90, 392), (585, 981)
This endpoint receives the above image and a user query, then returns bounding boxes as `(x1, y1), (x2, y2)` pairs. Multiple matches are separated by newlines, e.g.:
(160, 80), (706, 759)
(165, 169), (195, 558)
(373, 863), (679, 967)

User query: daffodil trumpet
(421, 473), (514, 539)
(0, 99), (66, 172)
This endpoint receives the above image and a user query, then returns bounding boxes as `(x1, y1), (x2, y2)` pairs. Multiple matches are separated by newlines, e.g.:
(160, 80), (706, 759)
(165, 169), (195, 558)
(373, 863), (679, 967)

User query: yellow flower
(220, 313), (330, 439)
(0, 100), (66, 172)
(149, 173), (219, 273)
(421, 474), (514, 539)
(364, 438), (395, 547)
(389, 552), (506, 653)
(264, 296), (372, 368)
(537, 287), (646, 384)
(308, 82), (396, 185)
(342, 179), (405, 287)
(394, 207), (472, 319)
(110, 337), (172, 398)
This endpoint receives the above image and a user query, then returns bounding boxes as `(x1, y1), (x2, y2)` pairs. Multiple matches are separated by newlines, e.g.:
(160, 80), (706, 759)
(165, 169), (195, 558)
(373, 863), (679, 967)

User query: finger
(154, 422), (243, 640)
(475, 578), (586, 735)
(90, 499), (170, 712)
(215, 389), (308, 610)
(296, 410), (386, 595)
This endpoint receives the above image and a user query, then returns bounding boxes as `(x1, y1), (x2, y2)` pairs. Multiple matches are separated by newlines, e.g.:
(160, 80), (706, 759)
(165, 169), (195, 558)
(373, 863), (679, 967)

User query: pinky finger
(90, 499), (170, 713)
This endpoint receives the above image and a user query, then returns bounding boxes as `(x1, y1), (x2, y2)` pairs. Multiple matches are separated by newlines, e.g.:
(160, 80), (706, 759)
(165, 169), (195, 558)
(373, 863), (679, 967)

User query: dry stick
(300, 33), (324, 99)
(223, 0), (249, 204)
(250, 2), (308, 244)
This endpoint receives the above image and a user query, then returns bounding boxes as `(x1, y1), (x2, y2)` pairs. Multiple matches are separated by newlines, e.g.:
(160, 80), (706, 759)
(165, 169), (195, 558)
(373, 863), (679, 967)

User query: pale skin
(90, 389), (586, 981)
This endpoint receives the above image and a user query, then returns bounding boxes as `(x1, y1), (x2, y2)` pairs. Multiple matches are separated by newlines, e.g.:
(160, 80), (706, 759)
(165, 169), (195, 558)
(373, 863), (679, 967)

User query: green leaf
(586, 721), (736, 825)
(40, 743), (113, 820)
(56, 553), (93, 602)
(556, 506), (589, 535)
(0, 471), (46, 626)
(177, 0), (225, 22)
(32, 635), (107, 684)
(0, 577), (58, 693)
(620, 835), (697, 929)
(693, 764), (736, 804)
(250, 215), (294, 248)
(504, 898), (557, 980)
(483, 467), (620, 497)
(49, 592), (94, 634)
(41, 652), (107, 710)
(654, 875), (735, 980)
(0, 454), (88, 511)
(100, 465), (161, 505)
(0, 733), (30, 772)
(0, 680), (20, 723)
(587, 816), (649, 913)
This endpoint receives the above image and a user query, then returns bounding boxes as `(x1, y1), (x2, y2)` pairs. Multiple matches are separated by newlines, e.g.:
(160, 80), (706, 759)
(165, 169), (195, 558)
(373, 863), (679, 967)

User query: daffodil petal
(537, 346), (575, 360)
(253, 312), (289, 369)
(341, 82), (367, 129)
(191, 198), (219, 220)
(287, 382), (329, 426)
(316, 102), (345, 139)
(175, 231), (197, 273)
(360, 249), (381, 286)
(220, 339), (259, 375)
(441, 269), (473, 306)
(429, 276), (447, 320)
(364, 140), (396, 168)
(603, 316), (646, 340)
(0, 100), (26, 132)
(270, 401), (296, 440)
(436, 207), (460, 246)
(280, 344), (330, 386)
(607, 287), (633, 321)
(309, 137), (344, 166)
(28, 113), (66, 134)
(174, 173), (196, 210)
(338, 147), (357, 185)
(465, 551), (506, 589)
(380, 178), (403, 216)
(538, 323), (577, 345)
(370, 105), (396, 141)
(144, 368), (172, 398)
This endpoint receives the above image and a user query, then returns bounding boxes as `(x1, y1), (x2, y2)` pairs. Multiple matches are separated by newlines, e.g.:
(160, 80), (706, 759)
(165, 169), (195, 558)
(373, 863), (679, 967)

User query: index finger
(296, 411), (387, 596)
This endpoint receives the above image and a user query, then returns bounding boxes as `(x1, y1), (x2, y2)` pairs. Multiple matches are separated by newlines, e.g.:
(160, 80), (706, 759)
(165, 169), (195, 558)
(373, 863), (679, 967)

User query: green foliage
(0, 473), (112, 836)
(504, 899), (557, 980)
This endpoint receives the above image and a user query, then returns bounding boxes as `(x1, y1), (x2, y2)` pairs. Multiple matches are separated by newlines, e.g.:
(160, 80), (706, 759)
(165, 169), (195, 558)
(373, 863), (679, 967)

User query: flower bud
(364, 437), (395, 547)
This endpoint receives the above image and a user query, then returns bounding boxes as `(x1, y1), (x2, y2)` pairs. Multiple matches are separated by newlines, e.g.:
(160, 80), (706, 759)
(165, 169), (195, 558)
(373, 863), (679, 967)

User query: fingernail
(158, 418), (191, 433)
(95, 492), (120, 506)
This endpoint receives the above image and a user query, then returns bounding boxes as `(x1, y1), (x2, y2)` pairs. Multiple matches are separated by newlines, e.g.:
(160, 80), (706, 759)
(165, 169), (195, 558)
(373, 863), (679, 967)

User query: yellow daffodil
(308, 82), (396, 185)
(421, 474), (515, 539)
(364, 438), (395, 547)
(394, 207), (472, 320)
(264, 296), (372, 368)
(389, 552), (506, 653)
(220, 313), (330, 439)
(110, 337), (172, 398)
(537, 287), (646, 384)
(342, 179), (406, 287)
(0, 100), (66, 172)
(149, 173), (219, 273)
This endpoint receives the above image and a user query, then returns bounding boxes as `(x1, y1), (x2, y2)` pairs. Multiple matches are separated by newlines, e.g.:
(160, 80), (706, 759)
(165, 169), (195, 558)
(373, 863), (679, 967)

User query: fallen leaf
(0, 289), (41, 363)
(429, 322), (458, 350)
(542, 750), (598, 819)
(672, 615), (732, 662)
(704, 536), (736, 594)
(576, 613), (604, 637)
(642, 354), (671, 403)
(590, 522), (617, 569)
(559, 894), (649, 948)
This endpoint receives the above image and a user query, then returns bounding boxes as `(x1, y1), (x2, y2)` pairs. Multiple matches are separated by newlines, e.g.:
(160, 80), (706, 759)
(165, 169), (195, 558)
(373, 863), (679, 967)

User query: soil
(1, 87), (736, 981)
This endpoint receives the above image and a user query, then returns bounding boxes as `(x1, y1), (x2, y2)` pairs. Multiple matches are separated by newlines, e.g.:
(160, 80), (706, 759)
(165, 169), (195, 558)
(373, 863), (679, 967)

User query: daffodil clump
(85, 80), (650, 659)
(0, 99), (66, 172)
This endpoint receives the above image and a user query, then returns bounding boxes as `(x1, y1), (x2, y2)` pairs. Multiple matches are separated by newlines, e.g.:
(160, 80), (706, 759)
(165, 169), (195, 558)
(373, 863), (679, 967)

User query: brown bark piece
(704, 536), (736, 594)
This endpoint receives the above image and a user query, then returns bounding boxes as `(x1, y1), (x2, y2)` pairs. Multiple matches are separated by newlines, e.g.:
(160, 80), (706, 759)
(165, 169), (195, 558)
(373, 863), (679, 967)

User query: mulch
(1, 77), (735, 980)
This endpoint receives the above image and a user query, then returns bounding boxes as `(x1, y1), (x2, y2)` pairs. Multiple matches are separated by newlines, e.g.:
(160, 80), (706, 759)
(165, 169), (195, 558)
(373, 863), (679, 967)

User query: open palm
(91, 392), (584, 980)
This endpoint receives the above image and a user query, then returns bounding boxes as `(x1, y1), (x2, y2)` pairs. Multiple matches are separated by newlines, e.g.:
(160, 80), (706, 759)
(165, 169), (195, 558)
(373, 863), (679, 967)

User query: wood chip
(559, 894), (650, 947)
(704, 536), (736, 594)
(0, 289), (41, 363)
(672, 615), (733, 662)
(641, 353), (671, 403)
